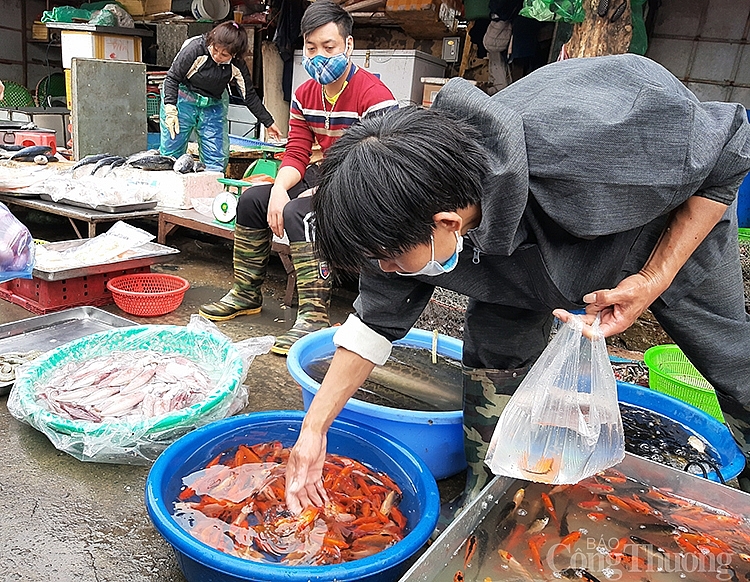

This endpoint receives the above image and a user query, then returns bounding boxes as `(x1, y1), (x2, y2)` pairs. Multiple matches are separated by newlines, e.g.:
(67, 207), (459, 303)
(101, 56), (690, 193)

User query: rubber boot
(271, 241), (332, 355)
(198, 225), (271, 321)
(433, 366), (528, 539)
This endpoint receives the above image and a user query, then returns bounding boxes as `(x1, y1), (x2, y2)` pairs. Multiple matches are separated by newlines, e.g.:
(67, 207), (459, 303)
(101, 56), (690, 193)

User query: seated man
(283, 54), (750, 513)
(199, 0), (397, 356)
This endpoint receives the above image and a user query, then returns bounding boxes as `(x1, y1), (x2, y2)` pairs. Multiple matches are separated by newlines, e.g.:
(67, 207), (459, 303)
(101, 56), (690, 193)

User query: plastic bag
(519, 0), (585, 23)
(485, 316), (625, 484)
(7, 317), (274, 464)
(41, 6), (94, 23)
(0, 201), (34, 283)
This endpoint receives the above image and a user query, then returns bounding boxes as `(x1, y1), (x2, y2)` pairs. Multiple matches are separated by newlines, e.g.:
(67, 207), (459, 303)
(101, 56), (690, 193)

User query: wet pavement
(0, 215), (379, 582)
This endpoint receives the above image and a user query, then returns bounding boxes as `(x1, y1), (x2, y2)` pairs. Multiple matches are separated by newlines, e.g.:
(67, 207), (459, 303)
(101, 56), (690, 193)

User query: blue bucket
(616, 382), (745, 482)
(145, 411), (440, 582)
(287, 327), (466, 481)
(737, 109), (750, 228)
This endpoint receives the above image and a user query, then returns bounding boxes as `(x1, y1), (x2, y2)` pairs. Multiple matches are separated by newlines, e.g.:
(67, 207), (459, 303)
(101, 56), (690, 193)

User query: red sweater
(281, 66), (397, 176)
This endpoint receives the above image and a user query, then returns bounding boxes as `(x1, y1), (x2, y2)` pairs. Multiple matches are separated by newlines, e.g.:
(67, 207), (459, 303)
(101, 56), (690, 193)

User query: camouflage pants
(462, 366), (528, 502)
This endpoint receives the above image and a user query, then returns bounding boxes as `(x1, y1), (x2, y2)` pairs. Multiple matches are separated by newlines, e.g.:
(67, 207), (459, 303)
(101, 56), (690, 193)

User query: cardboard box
(32, 21), (48, 41)
(119, 0), (172, 16)
(422, 81), (444, 107)
(421, 76), (449, 107)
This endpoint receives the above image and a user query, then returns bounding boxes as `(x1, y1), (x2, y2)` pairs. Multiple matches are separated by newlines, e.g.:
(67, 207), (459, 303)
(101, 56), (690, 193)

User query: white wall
(646, 0), (750, 107)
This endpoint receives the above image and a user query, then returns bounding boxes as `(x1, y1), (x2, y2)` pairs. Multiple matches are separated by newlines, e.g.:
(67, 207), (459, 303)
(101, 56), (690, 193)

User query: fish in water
(70, 153), (112, 171)
(619, 403), (720, 472)
(90, 155), (125, 175)
(173, 153), (196, 174)
(8, 145), (52, 160)
(304, 345), (463, 412)
(127, 154), (177, 170)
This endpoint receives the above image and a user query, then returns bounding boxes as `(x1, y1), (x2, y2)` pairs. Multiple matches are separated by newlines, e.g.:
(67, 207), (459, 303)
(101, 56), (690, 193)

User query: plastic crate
(0, 266), (150, 315)
(643, 344), (724, 422)
(146, 93), (161, 118)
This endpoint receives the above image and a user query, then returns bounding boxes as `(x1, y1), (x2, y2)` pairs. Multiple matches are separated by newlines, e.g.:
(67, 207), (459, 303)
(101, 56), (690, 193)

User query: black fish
(173, 153), (195, 174)
(560, 568), (602, 582)
(124, 149), (160, 164)
(104, 157), (127, 176)
(10, 145), (52, 160)
(90, 156), (125, 175)
(71, 153), (112, 171)
(0, 144), (24, 151)
(193, 160), (206, 172)
(127, 154), (176, 171)
(629, 535), (672, 568)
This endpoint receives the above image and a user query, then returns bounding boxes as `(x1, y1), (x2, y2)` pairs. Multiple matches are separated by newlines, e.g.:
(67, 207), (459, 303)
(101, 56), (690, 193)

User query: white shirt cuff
(333, 314), (392, 366)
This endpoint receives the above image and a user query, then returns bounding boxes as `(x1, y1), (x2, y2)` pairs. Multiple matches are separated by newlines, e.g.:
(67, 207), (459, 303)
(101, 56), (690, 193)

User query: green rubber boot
(198, 225), (271, 321)
(271, 241), (332, 356)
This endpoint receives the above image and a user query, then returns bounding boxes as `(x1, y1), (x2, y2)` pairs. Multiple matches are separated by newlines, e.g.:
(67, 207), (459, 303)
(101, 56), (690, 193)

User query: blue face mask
(396, 232), (464, 277)
(303, 40), (351, 85)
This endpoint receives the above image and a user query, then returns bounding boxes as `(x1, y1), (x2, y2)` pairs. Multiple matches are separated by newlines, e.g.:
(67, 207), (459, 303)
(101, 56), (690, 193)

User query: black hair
(312, 106), (490, 273)
(206, 21), (248, 57)
(301, 0), (354, 40)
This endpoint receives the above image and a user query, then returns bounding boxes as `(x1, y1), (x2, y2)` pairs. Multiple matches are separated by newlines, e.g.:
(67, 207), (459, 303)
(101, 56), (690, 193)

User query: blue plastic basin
(145, 411), (440, 582)
(737, 109), (750, 228)
(616, 381), (745, 482)
(287, 327), (466, 481)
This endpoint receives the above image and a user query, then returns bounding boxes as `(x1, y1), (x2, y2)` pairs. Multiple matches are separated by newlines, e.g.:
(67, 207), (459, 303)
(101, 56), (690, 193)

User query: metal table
(0, 194), (160, 238)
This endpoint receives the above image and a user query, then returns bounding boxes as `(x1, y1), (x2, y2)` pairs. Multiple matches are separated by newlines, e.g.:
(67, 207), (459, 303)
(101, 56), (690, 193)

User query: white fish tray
(33, 239), (179, 281)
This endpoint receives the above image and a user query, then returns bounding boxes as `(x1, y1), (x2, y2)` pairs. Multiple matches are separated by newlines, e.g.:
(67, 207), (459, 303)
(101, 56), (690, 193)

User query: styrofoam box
(113, 167), (225, 210)
(292, 49), (447, 107)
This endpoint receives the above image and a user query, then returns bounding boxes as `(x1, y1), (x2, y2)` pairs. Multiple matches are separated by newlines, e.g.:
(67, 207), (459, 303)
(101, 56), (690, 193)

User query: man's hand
(164, 104), (180, 140)
(265, 123), (283, 142)
(553, 272), (667, 339)
(267, 185), (290, 238)
(285, 428), (329, 514)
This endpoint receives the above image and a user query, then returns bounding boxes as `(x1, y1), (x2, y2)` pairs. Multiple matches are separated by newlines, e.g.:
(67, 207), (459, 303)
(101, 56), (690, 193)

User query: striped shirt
(282, 66), (397, 176)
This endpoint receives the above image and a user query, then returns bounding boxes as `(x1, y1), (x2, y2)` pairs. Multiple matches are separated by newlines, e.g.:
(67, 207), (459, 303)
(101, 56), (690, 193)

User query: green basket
(146, 92), (161, 117)
(643, 344), (724, 422)
(739, 228), (750, 241)
(10, 325), (246, 462)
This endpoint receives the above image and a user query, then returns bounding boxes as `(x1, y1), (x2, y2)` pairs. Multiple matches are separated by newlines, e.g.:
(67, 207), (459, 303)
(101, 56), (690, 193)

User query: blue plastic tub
(616, 381), (745, 482)
(145, 411), (440, 582)
(287, 327), (466, 481)
(738, 109), (750, 228)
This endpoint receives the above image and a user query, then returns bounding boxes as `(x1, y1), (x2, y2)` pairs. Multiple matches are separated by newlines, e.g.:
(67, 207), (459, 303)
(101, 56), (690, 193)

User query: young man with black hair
(199, 0), (397, 356)
(284, 54), (750, 514)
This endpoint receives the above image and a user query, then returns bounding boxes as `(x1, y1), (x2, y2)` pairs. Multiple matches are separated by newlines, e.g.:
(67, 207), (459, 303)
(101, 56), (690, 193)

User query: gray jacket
(352, 54), (750, 343)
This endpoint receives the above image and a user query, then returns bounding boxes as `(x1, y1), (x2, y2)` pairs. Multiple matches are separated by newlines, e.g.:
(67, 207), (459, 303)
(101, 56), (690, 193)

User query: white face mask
(396, 232), (463, 277)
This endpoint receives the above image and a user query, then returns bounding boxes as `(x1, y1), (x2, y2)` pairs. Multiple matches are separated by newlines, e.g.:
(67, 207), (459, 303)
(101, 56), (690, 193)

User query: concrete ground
(0, 213), (465, 582)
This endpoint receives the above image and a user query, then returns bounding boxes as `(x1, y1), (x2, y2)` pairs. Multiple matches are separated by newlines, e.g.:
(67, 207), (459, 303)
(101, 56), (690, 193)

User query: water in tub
(303, 345), (463, 411)
(433, 467), (750, 582)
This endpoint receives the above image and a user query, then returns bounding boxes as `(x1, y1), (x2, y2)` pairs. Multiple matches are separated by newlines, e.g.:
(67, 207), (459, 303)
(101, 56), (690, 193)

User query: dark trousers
(236, 164), (321, 243)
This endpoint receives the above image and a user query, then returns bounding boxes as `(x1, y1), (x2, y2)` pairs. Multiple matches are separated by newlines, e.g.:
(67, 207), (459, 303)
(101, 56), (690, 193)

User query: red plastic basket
(106, 273), (189, 317)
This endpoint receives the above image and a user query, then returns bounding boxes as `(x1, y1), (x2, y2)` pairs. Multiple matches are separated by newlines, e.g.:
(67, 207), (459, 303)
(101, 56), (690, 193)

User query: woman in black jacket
(160, 21), (282, 171)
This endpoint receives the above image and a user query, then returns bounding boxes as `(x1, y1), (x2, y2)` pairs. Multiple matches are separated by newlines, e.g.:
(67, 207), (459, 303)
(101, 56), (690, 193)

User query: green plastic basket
(739, 228), (750, 241)
(10, 325), (246, 461)
(643, 344), (724, 422)
(146, 92), (161, 117)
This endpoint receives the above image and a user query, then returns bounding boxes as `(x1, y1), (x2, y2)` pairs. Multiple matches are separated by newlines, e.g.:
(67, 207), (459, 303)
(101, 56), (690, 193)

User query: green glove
(164, 104), (180, 140)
